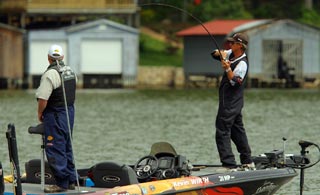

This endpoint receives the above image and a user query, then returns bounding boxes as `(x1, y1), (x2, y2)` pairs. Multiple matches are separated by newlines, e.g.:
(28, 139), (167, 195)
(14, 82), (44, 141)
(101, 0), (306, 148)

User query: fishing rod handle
(211, 49), (227, 61)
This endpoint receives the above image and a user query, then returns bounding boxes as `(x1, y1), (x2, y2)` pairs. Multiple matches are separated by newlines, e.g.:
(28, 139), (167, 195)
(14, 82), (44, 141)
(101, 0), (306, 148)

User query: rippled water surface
(0, 88), (319, 194)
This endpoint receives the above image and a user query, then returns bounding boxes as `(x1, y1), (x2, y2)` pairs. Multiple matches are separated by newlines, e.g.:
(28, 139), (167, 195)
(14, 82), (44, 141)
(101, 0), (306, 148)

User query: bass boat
(2, 124), (320, 195)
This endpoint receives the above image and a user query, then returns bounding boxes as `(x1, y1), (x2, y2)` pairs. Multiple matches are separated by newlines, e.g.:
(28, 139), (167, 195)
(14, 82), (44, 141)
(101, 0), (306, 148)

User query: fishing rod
(57, 60), (81, 192)
(139, 2), (225, 60)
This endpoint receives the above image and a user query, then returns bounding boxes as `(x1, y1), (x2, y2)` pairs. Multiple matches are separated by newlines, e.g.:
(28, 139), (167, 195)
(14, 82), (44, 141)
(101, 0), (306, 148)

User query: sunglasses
(230, 41), (241, 45)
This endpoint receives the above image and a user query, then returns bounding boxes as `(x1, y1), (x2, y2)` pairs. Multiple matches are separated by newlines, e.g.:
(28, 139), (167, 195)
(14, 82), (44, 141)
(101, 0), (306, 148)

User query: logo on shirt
(47, 135), (54, 141)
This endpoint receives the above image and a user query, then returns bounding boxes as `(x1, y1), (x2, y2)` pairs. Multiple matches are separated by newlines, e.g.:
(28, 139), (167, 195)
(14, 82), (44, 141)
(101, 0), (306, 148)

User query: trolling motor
(282, 140), (320, 169)
(296, 140), (320, 195)
(252, 139), (320, 195)
(280, 139), (320, 195)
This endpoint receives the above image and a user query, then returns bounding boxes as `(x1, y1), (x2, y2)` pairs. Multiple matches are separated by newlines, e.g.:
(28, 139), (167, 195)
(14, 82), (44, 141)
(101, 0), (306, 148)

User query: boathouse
(27, 19), (139, 88)
(177, 19), (320, 88)
(0, 23), (25, 89)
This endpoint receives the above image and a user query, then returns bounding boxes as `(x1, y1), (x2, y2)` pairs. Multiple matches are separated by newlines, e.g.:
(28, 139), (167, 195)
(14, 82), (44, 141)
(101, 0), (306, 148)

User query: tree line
(139, 0), (320, 28)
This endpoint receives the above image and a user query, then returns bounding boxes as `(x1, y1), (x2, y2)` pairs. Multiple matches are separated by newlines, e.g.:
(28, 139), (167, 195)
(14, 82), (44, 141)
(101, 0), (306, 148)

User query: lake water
(0, 88), (319, 194)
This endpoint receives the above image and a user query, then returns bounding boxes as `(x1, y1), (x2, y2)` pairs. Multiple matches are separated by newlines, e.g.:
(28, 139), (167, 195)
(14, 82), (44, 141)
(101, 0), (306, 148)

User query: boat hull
(204, 167), (297, 195)
(3, 167), (297, 195)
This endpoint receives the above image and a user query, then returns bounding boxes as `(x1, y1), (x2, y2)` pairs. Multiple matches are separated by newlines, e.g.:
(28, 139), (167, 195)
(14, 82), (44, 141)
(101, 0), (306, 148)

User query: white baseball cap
(48, 44), (64, 58)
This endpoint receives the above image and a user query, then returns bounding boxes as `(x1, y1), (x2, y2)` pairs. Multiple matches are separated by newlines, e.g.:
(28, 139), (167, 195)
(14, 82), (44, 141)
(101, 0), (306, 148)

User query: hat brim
(226, 37), (247, 46)
(227, 37), (236, 42)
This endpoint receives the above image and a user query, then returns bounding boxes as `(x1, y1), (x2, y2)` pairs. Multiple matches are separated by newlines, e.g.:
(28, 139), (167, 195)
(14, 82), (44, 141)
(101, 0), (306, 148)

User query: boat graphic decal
(149, 184), (156, 191)
(141, 186), (148, 194)
(252, 181), (278, 195)
(103, 176), (212, 195)
(218, 175), (235, 182)
(205, 187), (244, 195)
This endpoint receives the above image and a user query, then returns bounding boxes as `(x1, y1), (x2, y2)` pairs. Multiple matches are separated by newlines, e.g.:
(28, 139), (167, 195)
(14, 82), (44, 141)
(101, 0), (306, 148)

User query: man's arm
(222, 60), (247, 86)
(35, 70), (58, 122)
(37, 98), (48, 122)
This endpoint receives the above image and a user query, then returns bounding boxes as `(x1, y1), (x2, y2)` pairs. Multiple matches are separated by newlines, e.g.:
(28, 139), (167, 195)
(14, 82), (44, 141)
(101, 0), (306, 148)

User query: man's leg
(44, 112), (69, 189)
(230, 113), (252, 164)
(215, 113), (237, 168)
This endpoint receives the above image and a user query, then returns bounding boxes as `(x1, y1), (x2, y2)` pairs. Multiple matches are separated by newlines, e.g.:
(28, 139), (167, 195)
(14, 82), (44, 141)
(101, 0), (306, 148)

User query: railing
(0, 0), (137, 11)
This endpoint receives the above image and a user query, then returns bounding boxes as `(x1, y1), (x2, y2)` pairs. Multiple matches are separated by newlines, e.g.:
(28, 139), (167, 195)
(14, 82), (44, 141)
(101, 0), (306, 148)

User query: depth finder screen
(159, 159), (172, 169)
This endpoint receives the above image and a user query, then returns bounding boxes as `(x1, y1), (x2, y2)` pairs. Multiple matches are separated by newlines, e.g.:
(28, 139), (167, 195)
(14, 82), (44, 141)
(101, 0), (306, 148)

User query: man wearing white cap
(36, 44), (77, 192)
(211, 33), (254, 171)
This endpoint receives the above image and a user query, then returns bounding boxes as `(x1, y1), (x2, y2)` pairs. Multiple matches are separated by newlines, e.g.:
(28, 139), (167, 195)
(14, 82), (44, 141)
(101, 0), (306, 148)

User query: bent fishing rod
(139, 2), (225, 60)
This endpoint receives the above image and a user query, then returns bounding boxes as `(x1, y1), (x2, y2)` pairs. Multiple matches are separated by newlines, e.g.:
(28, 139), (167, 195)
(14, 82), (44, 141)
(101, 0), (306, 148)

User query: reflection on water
(0, 89), (319, 194)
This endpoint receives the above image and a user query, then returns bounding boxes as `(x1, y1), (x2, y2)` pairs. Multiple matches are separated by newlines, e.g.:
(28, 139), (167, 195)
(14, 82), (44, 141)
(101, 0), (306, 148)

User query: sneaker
(44, 185), (67, 193)
(240, 162), (256, 171)
(68, 183), (75, 190)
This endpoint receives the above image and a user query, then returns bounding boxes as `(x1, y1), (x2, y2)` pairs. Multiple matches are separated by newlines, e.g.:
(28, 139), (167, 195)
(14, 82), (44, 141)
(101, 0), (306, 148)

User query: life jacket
(219, 53), (249, 111)
(46, 61), (76, 108)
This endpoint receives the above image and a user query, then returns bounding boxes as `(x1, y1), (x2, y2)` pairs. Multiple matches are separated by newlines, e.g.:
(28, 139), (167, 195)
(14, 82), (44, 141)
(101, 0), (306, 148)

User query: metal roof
(64, 19), (139, 34)
(176, 19), (268, 36)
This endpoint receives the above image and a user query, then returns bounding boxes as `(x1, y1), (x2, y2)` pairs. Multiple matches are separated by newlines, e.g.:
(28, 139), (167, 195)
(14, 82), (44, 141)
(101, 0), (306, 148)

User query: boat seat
(28, 123), (44, 135)
(25, 159), (56, 184)
(88, 161), (138, 188)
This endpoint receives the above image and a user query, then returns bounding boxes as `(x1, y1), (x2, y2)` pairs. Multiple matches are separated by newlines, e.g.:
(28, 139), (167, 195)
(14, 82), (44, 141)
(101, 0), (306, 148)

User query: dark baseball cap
(227, 33), (248, 45)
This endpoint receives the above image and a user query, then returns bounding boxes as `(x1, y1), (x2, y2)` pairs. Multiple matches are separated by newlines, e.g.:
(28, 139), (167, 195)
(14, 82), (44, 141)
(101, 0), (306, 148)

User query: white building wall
(27, 19), (139, 87)
(246, 20), (320, 79)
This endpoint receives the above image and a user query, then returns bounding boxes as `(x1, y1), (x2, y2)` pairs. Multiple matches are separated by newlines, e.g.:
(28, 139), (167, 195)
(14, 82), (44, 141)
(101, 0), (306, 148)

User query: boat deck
(4, 183), (103, 195)
(191, 166), (223, 176)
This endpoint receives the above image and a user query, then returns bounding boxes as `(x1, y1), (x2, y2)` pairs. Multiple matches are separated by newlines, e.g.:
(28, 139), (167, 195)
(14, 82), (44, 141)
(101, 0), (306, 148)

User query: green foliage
(141, 9), (156, 24)
(140, 33), (165, 52)
(140, 0), (253, 24)
(244, 0), (304, 19)
(140, 0), (186, 23)
(140, 0), (320, 27)
(191, 0), (253, 21)
(139, 33), (182, 67)
(298, 8), (320, 27)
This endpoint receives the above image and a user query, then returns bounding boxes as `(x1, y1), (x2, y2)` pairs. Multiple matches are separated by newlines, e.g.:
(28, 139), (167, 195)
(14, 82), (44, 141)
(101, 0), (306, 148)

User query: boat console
(134, 142), (191, 182)
(134, 154), (190, 181)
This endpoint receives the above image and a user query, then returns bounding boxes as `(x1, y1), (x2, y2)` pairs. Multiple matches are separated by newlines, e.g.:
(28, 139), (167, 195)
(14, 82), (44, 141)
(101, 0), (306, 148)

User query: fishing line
(139, 2), (224, 60)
